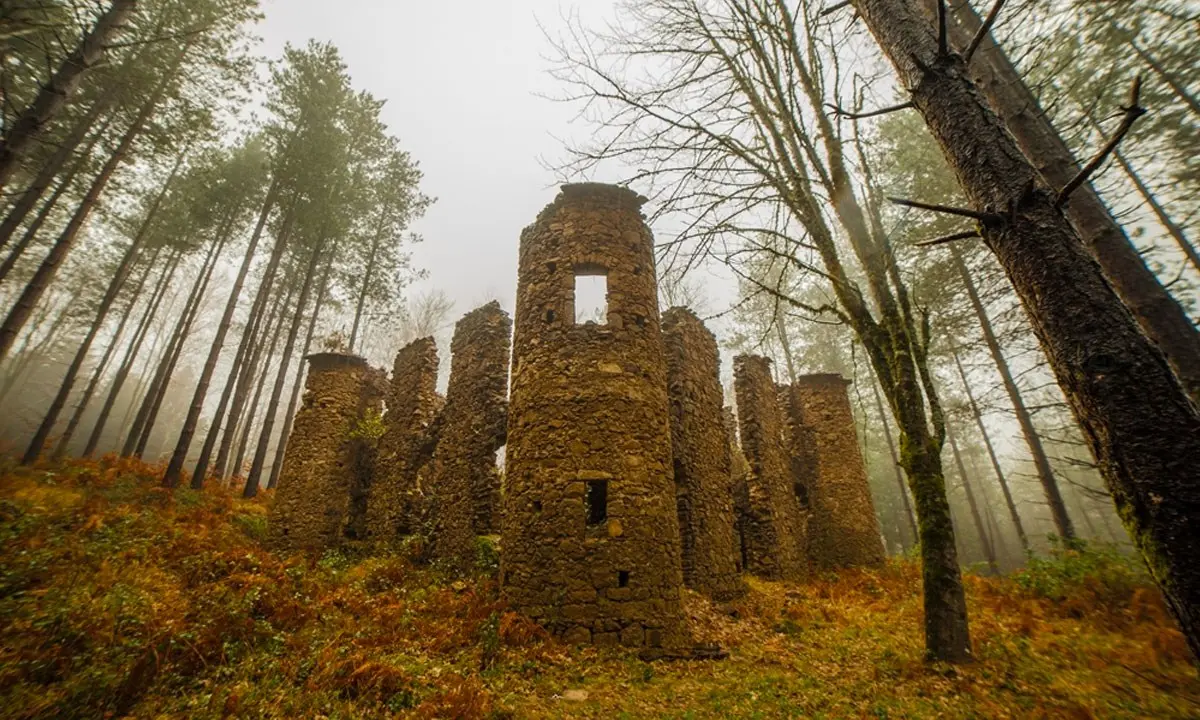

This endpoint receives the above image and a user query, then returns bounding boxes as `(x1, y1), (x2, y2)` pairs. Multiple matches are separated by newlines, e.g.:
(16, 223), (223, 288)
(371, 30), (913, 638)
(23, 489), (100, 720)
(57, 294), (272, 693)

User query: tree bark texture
(872, 370), (917, 549)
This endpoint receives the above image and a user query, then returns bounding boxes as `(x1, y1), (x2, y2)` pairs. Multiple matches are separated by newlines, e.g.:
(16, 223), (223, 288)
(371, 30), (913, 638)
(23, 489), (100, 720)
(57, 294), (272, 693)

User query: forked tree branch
(824, 100), (912, 119)
(1056, 75), (1146, 208)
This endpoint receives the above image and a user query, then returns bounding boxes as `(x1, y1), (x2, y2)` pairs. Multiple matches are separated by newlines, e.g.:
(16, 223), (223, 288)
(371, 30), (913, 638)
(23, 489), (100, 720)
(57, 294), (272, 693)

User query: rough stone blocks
(784, 374), (885, 569)
(662, 307), (745, 601)
(502, 183), (686, 647)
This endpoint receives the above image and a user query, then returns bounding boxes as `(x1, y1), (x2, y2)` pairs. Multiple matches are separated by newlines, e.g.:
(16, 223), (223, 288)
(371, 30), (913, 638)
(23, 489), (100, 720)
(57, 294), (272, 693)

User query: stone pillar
(663, 307), (745, 601)
(503, 183), (685, 648)
(427, 301), (512, 570)
(268, 352), (379, 552)
(785, 374), (886, 569)
(732, 355), (808, 580)
(367, 337), (440, 542)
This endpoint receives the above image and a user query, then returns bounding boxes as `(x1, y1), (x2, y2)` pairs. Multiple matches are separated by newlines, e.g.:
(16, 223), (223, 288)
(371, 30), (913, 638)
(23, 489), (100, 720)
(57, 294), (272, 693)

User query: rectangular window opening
(585, 479), (608, 525)
(618, 570), (630, 588)
(574, 265), (608, 324)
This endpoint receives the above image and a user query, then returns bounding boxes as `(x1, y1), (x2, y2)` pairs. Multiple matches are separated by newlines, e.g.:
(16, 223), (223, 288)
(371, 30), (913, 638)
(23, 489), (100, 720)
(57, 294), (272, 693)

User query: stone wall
(427, 301), (512, 570)
(268, 353), (380, 552)
(662, 308), (745, 601)
(367, 337), (440, 542)
(502, 183), (686, 648)
(785, 374), (886, 569)
(732, 355), (808, 580)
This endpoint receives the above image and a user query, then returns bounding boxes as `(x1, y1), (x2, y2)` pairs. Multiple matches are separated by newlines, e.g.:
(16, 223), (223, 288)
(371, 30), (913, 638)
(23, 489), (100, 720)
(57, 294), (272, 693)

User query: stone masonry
(366, 337), (440, 542)
(502, 183), (686, 648)
(785, 374), (886, 569)
(733, 355), (808, 580)
(662, 308), (745, 601)
(427, 301), (512, 570)
(268, 352), (381, 552)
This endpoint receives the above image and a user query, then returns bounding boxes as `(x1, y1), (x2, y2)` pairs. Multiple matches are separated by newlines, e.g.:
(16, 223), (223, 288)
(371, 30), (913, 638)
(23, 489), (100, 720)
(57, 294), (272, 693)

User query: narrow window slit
(618, 570), (630, 588)
(585, 479), (608, 525)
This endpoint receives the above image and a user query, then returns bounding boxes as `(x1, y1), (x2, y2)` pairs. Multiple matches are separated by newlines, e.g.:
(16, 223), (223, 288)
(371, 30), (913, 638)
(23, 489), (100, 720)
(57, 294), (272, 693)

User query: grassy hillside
(0, 457), (1196, 718)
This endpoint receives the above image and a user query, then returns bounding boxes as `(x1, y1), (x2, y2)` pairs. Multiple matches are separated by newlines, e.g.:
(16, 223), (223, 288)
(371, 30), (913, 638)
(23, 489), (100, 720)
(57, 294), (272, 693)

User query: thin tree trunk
(931, 0), (1200, 403)
(872, 370), (917, 548)
(20, 148), (183, 463)
(0, 98), (108, 252)
(774, 308), (798, 384)
(205, 200), (296, 481)
(1111, 146), (1200, 276)
(245, 241), (323, 496)
(215, 289), (281, 479)
(0, 112), (112, 284)
(950, 245), (1073, 539)
(228, 283), (292, 485)
(947, 420), (998, 574)
(0, 291), (79, 404)
(0, 0), (137, 193)
(0, 57), (176, 361)
(348, 224), (384, 353)
(267, 257), (333, 490)
(854, 0), (1200, 661)
(951, 344), (1029, 552)
(161, 178), (283, 487)
(53, 245), (161, 458)
(83, 247), (182, 456)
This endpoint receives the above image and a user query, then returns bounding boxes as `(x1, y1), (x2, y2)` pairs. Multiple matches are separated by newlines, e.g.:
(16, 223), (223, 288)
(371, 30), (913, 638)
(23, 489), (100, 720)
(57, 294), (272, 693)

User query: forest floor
(0, 457), (1197, 719)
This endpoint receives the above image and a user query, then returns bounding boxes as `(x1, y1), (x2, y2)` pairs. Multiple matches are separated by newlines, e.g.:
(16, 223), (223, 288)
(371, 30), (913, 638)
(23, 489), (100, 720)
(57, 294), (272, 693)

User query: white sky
(258, 0), (625, 323)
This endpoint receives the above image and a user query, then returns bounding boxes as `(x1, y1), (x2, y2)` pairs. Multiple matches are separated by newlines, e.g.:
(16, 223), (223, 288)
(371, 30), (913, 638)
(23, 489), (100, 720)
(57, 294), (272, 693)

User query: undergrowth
(0, 457), (1196, 719)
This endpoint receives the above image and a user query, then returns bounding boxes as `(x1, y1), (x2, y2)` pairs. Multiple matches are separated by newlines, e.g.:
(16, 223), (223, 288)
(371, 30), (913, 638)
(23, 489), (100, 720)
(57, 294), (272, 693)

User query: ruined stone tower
(268, 353), (381, 552)
(784, 374), (886, 569)
(662, 308), (745, 601)
(427, 301), (512, 569)
(733, 355), (808, 580)
(367, 337), (440, 542)
(502, 183), (685, 648)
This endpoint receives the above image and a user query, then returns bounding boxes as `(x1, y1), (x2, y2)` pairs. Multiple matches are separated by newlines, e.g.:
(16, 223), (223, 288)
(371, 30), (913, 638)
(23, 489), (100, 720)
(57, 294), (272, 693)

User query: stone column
(733, 354), (808, 580)
(785, 374), (886, 569)
(427, 301), (512, 570)
(663, 307), (745, 600)
(502, 183), (685, 648)
(268, 352), (380, 552)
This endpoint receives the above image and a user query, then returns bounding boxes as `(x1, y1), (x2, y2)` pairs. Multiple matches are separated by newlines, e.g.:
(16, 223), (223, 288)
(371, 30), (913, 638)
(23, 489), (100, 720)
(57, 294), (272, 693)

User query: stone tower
(662, 307), (745, 601)
(502, 183), (685, 648)
(733, 354), (808, 580)
(268, 352), (381, 552)
(784, 374), (886, 569)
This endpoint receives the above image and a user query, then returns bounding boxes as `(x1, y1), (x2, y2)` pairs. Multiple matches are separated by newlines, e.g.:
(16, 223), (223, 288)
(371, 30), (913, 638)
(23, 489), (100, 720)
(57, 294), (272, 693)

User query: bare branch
(1056, 76), (1146, 208)
(888, 196), (1000, 222)
(914, 230), (981, 248)
(823, 100), (912, 120)
(964, 0), (1006, 64)
(818, 0), (852, 17)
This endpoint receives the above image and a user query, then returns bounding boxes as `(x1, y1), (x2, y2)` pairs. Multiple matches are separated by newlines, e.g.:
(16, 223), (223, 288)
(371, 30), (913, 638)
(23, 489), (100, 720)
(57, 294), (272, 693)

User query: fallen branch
(1056, 76), (1146, 208)
(824, 100), (912, 120)
(914, 230), (980, 248)
(964, 0), (1007, 63)
(888, 196), (1000, 222)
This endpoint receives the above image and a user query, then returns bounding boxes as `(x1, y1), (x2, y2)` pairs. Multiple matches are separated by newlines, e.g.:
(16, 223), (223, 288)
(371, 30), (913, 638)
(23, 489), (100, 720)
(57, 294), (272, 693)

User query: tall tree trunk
(161, 178), (283, 487)
(947, 420), (999, 574)
(216, 289), (281, 479)
(774, 308), (798, 384)
(951, 344), (1029, 552)
(0, 113), (112, 284)
(19, 149), (183, 463)
(950, 245), (1073, 539)
(0, 0), (137, 193)
(0, 56), (177, 361)
(0, 98), (108, 252)
(348, 224), (383, 353)
(854, 0), (1200, 661)
(918, 0), (1200, 403)
(228, 283), (292, 484)
(1111, 146), (1200, 276)
(245, 242), (323, 496)
(871, 370), (917, 548)
(0, 292), (79, 405)
(267, 258), (333, 490)
(52, 245), (161, 458)
(204, 200), (296, 481)
(83, 247), (182, 456)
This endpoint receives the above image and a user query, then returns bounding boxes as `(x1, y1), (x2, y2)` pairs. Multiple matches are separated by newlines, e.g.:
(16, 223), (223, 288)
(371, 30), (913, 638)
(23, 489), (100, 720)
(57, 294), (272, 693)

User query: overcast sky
(258, 0), (626, 324)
